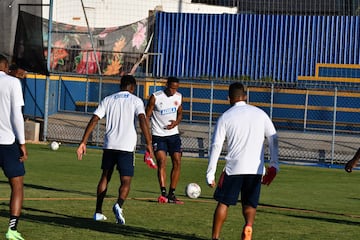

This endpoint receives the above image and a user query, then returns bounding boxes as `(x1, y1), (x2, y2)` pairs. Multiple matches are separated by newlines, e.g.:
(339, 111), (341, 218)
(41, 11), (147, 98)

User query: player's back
(221, 102), (276, 174)
(96, 91), (145, 151)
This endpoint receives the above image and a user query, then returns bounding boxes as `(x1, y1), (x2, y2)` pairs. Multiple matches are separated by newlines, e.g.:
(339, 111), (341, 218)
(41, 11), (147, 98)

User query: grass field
(0, 143), (359, 239)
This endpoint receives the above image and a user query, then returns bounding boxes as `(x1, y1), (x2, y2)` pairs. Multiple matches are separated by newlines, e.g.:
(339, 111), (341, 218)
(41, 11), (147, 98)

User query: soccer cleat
(112, 203), (125, 225)
(167, 194), (184, 204)
(93, 213), (107, 221)
(157, 195), (168, 203)
(5, 229), (25, 240)
(144, 151), (157, 169)
(241, 226), (252, 240)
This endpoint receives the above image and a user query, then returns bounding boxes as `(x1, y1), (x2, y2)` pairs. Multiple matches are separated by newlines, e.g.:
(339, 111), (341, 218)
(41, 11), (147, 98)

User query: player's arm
(145, 94), (155, 128)
(138, 113), (153, 156)
(206, 117), (225, 188)
(345, 147), (360, 173)
(175, 101), (183, 125)
(145, 95), (155, 119)
(77, 115), (99, 160)
(11, 105), (28, 162)
(262, 133), (279, 185)
(267, 133), (279, 170)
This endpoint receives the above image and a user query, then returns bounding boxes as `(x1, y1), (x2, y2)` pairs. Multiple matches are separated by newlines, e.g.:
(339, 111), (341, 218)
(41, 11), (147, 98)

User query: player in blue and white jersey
(145, 77), (184, 204)
(77, 75), (153, 224)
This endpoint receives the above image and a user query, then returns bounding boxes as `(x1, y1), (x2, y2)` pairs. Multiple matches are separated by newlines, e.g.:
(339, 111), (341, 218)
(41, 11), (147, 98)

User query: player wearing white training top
(206, 82), (279, 240)
(0, 55), (28, 240)
(145, 77), (183, 204)
(77, 75), (153, 225)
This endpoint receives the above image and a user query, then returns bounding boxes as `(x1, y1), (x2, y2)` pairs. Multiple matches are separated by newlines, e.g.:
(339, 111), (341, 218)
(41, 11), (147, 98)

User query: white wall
(43, 0), (237, 27)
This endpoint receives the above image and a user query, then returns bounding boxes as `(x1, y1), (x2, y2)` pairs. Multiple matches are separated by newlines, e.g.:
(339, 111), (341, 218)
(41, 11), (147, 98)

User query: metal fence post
(208, 79), (214, 155)
(190, 82), (193, 122)
(43, 0), (54, 142)
(270, 83), (274, 119)
(85, 75), (89, 113)
(304, 89), (309, 131)
(331, 87), (338, 165)
(57, 75), (62, 112)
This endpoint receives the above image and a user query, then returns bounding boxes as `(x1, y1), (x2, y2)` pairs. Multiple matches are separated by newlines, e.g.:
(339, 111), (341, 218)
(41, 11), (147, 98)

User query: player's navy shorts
(152, 134), (182, 155)
(214, 171), (262, 208)
(101, 149), (134, 176)
(0, 143), (25, 178)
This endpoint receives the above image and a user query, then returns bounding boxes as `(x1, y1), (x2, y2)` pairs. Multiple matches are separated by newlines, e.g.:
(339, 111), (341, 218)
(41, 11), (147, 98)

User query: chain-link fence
(45, 76), (360, 166)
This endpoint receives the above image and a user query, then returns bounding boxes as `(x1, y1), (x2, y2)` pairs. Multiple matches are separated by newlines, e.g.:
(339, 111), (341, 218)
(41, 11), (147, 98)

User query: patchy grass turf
(0, 143), (358, 239)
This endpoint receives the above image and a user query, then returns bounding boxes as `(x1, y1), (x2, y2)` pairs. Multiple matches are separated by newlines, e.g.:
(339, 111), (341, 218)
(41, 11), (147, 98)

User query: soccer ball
(185, 183), (201, 199)
(50, 141), (60, 151)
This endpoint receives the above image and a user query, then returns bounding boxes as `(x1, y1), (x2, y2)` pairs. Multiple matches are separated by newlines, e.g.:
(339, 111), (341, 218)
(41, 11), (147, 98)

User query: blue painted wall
(22, 75), (360, 132)
(22, 75), (58, 118)
(153, 13), (360, 82)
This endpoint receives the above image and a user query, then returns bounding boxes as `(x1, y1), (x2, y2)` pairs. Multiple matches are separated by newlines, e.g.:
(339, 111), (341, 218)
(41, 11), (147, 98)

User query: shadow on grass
(259, 203), (360, 225)
(0, 206), (207, 240)
(348, 197), (360, 201)
(0, 180), (97, 198)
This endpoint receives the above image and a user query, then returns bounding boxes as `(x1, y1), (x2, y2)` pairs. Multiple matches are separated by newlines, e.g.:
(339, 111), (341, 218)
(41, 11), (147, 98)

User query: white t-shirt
(207, 101), (278, 183)
(150, 90), (182, 137)
(0, 71), (25, 144)
(94, 91), (145, 152)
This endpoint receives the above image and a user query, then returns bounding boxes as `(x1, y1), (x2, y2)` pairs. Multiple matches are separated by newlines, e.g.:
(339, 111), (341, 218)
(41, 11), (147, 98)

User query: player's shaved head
(229, 82), (247, 105)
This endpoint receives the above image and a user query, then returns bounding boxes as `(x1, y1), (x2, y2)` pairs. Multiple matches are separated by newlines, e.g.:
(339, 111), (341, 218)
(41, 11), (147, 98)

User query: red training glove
(261, 166), (277, 185)
(144, 151), (157, 169)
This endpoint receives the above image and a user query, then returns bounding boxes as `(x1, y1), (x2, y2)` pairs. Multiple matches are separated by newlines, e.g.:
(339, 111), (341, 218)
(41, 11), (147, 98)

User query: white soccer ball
(185, 183), (201, 199)
(50, 141), (60, 151)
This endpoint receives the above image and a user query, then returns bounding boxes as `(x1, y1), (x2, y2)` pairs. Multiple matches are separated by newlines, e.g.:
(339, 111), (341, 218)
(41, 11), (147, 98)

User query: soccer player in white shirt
(145, 77), (183, 204)
(76, 75), (153, 225)
(0, 55), (28, 240)
(206, 82), (279, 240)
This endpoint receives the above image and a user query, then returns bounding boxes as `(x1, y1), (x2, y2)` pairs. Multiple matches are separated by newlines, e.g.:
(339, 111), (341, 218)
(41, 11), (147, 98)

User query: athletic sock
(9, 215), (19, 231)
(168, 188), (176, 197)
(117, 198), (125, 208)
(96, 189), (107, 213)
(161, 187), (167, 197)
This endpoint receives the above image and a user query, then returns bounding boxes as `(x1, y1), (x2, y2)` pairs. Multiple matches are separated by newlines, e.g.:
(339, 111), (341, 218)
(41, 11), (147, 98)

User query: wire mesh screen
(15, 0), (360, 168)
(44, 76), (360, 165)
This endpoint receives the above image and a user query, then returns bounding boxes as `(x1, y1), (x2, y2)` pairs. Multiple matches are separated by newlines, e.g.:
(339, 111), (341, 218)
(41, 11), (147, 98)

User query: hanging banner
(13, 11), (49, 75)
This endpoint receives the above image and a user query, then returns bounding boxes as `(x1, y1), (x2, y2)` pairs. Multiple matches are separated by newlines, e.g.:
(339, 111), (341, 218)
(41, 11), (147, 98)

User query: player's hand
(262, 166), (277, 185)
(77, 143), (86, 160)
(345, 159), (355, 173)
(19, 144), (28, 162)
(208, 180), (216, 188)
(166, 120), (177, 129)
(206, 178), (216, 188)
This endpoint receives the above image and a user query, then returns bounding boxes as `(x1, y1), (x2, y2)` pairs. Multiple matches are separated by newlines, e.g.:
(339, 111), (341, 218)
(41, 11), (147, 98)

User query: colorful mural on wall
(13, 11), (154, 76)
